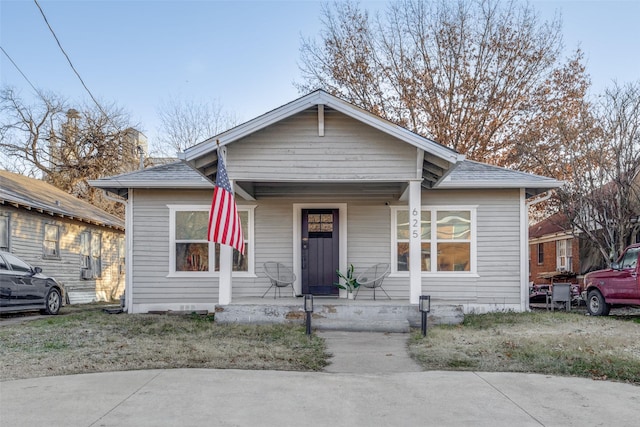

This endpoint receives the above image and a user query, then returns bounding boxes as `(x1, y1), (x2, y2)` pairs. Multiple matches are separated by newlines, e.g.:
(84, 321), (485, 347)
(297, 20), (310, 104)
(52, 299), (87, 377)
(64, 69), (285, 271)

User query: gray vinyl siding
(419, 189), (522, 306)
(1, 205), (124, 303)
(129, 187), (523, 307)
(226, 108), (418, 181)
(131, 189), (217, 304)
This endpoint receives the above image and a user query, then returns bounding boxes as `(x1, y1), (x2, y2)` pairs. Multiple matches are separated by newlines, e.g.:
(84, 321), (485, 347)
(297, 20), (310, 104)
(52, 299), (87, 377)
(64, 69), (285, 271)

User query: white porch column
(409, 180), (422, 304)
(219, 245), (233, 305)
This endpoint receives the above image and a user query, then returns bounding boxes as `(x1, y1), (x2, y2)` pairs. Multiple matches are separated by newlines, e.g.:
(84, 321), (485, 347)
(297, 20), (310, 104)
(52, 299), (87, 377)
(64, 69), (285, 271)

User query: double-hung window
(556, 239), (572, 271)
(80, 231), (102, 279)
(0, 214), (9, 251)
(168, 205), (253, 276)
(392, 206), (475, 274)
(43, 223), (60, 258)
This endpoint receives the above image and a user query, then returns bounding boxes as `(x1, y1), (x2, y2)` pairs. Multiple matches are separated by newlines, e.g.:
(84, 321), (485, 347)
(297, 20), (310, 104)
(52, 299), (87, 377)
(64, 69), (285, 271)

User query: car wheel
(44, 288), (61, 315)
(586, 290), (609, 316)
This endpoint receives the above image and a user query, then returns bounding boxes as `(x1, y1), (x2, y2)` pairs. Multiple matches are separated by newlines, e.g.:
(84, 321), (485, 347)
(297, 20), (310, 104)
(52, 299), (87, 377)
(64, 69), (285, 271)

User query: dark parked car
(0, 251), (65, 315)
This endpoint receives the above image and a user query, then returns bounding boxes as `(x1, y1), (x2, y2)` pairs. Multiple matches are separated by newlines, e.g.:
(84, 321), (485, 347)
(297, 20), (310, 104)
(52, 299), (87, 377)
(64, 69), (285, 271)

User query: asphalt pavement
(1, 331), (638, 427)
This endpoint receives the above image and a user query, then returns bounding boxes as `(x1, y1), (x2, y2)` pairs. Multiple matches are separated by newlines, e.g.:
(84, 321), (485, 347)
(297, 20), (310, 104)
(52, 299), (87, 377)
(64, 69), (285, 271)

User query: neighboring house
(529, 166), (640, 286)
(528, 212), (581, 286)
(91, 90), (561, 314)
(0, 170), (125, 303)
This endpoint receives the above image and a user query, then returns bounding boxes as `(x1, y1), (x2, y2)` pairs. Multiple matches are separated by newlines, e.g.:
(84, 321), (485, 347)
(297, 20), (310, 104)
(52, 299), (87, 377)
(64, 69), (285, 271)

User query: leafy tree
(0, 87), (140, 217)
(298, 0), (590, 174)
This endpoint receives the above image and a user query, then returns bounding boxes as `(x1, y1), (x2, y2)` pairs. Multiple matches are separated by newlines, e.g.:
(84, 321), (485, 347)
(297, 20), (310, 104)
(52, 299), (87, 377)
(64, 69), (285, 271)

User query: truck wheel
(587, 290), (610, 316)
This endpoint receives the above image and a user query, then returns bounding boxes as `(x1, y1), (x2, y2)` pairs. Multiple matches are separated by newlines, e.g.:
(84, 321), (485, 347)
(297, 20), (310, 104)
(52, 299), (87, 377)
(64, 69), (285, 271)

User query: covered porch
(180, 92), (464, 306)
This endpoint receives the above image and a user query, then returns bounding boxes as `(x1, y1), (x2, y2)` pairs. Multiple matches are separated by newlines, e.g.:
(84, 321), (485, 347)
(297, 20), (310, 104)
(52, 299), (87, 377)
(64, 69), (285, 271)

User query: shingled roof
(88, 161), (213, 198)
(91, 158), (561, 200)
(1, 170), (124, 230)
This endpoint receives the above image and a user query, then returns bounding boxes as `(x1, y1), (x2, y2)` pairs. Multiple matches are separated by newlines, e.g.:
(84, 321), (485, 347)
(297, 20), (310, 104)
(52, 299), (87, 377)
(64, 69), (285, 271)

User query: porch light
(304, 294), (314, 335)
(419, 295), (431, 337)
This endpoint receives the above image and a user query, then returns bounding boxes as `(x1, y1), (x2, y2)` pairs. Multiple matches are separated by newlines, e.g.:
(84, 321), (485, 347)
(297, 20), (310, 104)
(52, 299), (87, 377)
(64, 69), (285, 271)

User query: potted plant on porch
(334, 264), (360, 299)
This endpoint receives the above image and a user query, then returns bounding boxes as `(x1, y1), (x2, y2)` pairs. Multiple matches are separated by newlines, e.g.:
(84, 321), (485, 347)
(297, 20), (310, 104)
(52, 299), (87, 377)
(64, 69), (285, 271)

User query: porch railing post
(409, 180), (422, 304)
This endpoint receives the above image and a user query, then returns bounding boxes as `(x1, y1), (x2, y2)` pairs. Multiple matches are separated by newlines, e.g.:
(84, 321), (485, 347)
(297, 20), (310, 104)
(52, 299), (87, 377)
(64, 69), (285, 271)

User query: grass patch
(409, 311), (640, 385)
(0, 308), (329, 381)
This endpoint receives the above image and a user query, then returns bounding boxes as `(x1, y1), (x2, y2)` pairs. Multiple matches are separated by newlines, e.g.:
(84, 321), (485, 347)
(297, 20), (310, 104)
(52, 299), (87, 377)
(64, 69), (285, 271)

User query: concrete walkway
(1, 332), (639, 427)
(319, 330), (421, 373)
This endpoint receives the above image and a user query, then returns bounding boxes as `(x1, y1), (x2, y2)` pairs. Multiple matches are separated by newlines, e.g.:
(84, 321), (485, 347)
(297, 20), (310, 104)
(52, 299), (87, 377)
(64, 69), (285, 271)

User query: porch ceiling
(235, 181), (406, 200)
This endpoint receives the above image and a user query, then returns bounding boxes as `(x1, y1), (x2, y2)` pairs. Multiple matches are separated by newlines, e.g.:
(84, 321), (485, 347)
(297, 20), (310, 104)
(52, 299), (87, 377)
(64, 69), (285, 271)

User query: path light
(419, 295), (431, 337)
(304, 294), (314, 335)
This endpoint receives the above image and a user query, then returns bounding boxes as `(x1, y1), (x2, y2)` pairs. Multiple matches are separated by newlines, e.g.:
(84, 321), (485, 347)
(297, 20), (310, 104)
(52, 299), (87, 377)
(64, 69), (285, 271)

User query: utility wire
(33, 0), (109, 119)
(0, 45), (42, 96)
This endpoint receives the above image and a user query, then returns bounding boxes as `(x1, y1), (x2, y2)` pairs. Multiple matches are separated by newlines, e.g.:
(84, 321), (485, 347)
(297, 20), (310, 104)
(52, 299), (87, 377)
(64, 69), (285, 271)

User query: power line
(33, 0), (109, 119)
(0, 45), (42, 95)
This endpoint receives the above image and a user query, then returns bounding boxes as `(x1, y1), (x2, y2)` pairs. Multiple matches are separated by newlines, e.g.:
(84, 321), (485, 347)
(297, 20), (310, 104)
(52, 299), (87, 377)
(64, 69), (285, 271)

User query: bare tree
(0, 87), (139, 217)
(155, 97), (238, 156)
(298, 0), (589, 174)
(556, 81), (640, 265)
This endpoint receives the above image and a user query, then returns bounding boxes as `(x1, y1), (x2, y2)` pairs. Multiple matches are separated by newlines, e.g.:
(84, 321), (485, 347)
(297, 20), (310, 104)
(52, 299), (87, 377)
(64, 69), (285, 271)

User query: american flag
(208, 152), (245, 254)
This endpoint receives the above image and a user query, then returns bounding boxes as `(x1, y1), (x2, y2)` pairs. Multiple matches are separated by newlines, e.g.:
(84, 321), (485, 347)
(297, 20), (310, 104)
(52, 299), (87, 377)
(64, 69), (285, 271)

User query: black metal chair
(354, 263), (391, 300)
(261, 262), (296, 298)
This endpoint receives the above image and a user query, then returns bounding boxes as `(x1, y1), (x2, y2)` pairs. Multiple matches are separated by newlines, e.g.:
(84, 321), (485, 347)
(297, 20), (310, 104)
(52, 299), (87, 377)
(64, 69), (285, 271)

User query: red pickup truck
(583, 244), (640, 315)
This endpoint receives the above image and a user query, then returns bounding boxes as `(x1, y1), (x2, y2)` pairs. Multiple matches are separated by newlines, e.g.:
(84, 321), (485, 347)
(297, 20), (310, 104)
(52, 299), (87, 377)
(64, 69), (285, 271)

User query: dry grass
(409, 310), (640, 384)
(0, 304), (328, 381)
(4, 304), (640, 384)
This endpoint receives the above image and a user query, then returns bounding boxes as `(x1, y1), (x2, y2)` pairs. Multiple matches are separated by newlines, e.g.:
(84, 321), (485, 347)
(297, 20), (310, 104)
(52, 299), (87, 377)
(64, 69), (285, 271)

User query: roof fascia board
(1, 200), (124, 230)
(89, 179), (213, 189)
(434, 180), (563, 190)
(529, 232), (574, 244)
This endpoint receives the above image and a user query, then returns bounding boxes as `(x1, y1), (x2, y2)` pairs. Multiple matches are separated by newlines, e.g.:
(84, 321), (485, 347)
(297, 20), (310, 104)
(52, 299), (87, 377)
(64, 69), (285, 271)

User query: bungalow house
(90, 90), (561, 316)
(1, 170), (125, 303)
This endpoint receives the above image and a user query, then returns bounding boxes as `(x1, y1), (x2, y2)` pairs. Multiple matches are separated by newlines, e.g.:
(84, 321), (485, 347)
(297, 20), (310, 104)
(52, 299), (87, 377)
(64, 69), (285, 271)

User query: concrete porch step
(213, 298), (463, 332)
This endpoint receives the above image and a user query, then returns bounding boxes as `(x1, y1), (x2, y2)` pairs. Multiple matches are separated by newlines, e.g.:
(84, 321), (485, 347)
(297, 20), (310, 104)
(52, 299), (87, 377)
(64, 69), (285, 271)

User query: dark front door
(301, 209), (339, 296)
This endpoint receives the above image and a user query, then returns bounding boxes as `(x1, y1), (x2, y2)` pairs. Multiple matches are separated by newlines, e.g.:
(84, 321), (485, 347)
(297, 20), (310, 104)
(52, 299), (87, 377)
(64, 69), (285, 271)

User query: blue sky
(1, 0), (639, 148)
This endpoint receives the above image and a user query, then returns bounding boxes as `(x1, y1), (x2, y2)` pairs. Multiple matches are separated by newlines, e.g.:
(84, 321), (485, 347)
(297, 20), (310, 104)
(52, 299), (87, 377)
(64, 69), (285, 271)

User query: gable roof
(92, 90), (562, 198)
(179, 90), (466, 188)
(1, 170), (124, 230)
(182, 89), (464, 164)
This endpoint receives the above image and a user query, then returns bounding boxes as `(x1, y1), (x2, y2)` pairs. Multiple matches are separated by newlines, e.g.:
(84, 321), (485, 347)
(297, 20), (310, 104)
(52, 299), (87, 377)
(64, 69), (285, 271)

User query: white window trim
(390, 205), (478, 277)
(167, 204), (255, 278)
